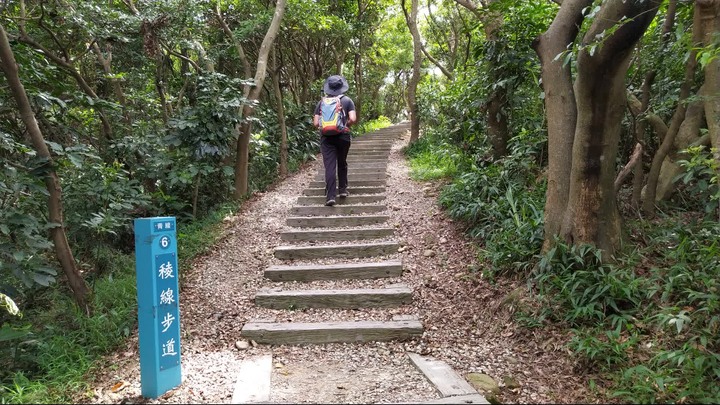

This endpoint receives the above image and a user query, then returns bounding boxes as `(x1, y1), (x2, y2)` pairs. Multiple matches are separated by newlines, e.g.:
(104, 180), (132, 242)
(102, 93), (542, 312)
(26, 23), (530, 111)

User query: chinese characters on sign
(155, 252), (180, 371)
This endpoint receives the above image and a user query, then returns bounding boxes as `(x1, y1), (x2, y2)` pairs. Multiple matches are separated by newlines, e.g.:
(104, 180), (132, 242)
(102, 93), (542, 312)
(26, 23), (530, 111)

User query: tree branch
(421, 43), (453, 79)
(614, 143), (643, 192)
(159, 39), (202, 72)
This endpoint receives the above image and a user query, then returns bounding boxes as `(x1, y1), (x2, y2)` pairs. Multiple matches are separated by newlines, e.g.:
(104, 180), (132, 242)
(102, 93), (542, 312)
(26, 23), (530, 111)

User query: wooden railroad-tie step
(407, 353), (479, 398)
(255, 286), (413, 309)
(348, 148), (391, 153)
(308, 180), (385, 188)
(347, 158), (388, 161)
(318, 168), (387, 174)
(273, 241), (399, 259)
(240, 319), (423, 345)
(314, 173), (387, 181)
(296, 194), (386, 205)
(280, 227), (394, 242)
(264, 260), (403, 281)
(302, 186), (385, 196)
(290, 204), (386, 216)
(333, 162), (387, 168)
(286, 214), (389, 228)
(316, 167), (386, 173)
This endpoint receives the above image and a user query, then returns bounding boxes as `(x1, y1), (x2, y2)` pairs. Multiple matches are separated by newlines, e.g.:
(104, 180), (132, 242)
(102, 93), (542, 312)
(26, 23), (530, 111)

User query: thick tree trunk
(233, 0), (287, 198)
(655, 95), (706, 200)
(532, 0), (592, 250)
(698, 0), (720, 218)
(0, 24), (90, 313)
(562, 0), (660, 255)
(403, 0), (422, 143)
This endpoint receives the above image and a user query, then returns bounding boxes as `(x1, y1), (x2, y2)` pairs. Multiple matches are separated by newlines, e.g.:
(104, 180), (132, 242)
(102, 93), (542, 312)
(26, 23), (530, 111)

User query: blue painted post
(134, 217), (182, 398)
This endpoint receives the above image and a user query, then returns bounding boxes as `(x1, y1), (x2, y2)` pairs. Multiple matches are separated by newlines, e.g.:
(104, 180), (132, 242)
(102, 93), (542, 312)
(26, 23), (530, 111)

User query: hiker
(313, 74), (357, 206)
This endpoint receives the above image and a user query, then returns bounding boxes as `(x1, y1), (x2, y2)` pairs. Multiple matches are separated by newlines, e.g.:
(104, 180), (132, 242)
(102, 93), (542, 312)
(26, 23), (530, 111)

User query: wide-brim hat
(323, 75), (349, 96)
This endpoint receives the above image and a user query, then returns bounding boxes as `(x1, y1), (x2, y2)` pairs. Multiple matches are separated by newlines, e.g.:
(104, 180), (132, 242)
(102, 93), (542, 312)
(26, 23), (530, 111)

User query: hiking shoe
(325, 199), (336, 206)
(338, 191), (348, 198)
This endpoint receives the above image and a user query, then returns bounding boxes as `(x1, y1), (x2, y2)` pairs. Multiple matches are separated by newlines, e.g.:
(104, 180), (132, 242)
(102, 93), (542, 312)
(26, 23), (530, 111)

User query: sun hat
(323, 75), (349, 96)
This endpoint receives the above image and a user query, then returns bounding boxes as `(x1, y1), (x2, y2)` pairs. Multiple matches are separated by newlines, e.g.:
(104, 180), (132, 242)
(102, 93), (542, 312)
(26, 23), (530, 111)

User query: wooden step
(290, 204), (386, 216)
(348, 153), (389, 157)
(317, 168), (386, 174)
(241, 319), (423, 345)
(286, 215), (389, 228)
(302, 187), (385, 196)
(339, 163), (387, 168)
(273, 241), (399, 259)
(314, 173), (386, 181)
(347, 156), (388, 163)
(353, 140), (394, 144)
(264, 260), (403, 281)
(280, 227), (394, 242)
(296, 194), (385, 205)
(255, 285), (413, 309)
(309, 180), (385, 188)
(349, 148), (391, 152)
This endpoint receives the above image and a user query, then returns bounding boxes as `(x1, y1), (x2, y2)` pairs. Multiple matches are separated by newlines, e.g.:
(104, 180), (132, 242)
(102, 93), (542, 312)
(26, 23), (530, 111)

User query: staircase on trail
(240, 122), (424, 345)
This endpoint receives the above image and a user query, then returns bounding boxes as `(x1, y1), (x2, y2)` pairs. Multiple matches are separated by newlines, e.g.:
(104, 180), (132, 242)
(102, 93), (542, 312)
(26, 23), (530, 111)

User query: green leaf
(0, 324), (31, 342)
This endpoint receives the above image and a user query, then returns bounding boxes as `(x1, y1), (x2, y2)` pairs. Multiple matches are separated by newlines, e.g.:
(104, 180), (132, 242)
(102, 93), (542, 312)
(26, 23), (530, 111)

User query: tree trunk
(562, 0), (660, 255)
(272, 47), (289, 178)
(233, 0), (287, 198)
(486, 86), (508, 158)
(403, 0), (422, 143)
(0, 23), (91, 313)
(631, 71), (655, 207)
(698, 0), (720, 218)
(655, 94), (706, 200)
(643, 3), (701, 216)
(532, 0), (593, 251)
(483, 2), (509, 159)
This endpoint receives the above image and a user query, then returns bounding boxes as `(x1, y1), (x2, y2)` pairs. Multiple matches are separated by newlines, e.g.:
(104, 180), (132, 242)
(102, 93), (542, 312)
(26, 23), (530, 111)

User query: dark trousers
(320, 135), (351, 200)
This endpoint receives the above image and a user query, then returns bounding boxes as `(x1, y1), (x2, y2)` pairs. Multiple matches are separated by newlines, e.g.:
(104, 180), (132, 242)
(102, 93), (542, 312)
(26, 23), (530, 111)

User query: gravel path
(78, 126), (593, 404)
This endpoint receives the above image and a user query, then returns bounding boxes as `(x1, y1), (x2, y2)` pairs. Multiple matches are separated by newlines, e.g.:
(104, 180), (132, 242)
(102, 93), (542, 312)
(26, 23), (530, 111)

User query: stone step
(302, 187), (385, 196)
(240, 319), (423, 345)
(273, 241), (399, 259)
(314, 173), (386, 181)
(309, 180), (385, 188)
(296, 194), (386, 205)
(264, 260), (403, 281)
(255, 285), (413, 309)
(280, 226), (394, 242)
(286, 215), (389, 228)
(290, 204), (386, 216)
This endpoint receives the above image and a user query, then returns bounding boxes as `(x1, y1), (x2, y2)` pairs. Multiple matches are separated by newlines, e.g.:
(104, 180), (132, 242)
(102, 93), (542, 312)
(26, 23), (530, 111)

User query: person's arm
(345, 97), (357, 127)
(313, 100), (322, 128)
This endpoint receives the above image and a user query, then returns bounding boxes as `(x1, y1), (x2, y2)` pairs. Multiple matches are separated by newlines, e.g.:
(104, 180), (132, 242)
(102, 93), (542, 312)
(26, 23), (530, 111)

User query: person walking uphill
(313, 75), (357, 206)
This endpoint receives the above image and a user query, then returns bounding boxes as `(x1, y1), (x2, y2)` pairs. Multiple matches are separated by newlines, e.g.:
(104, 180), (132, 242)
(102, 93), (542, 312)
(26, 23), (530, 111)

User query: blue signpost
(134, 217), (182, 398)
